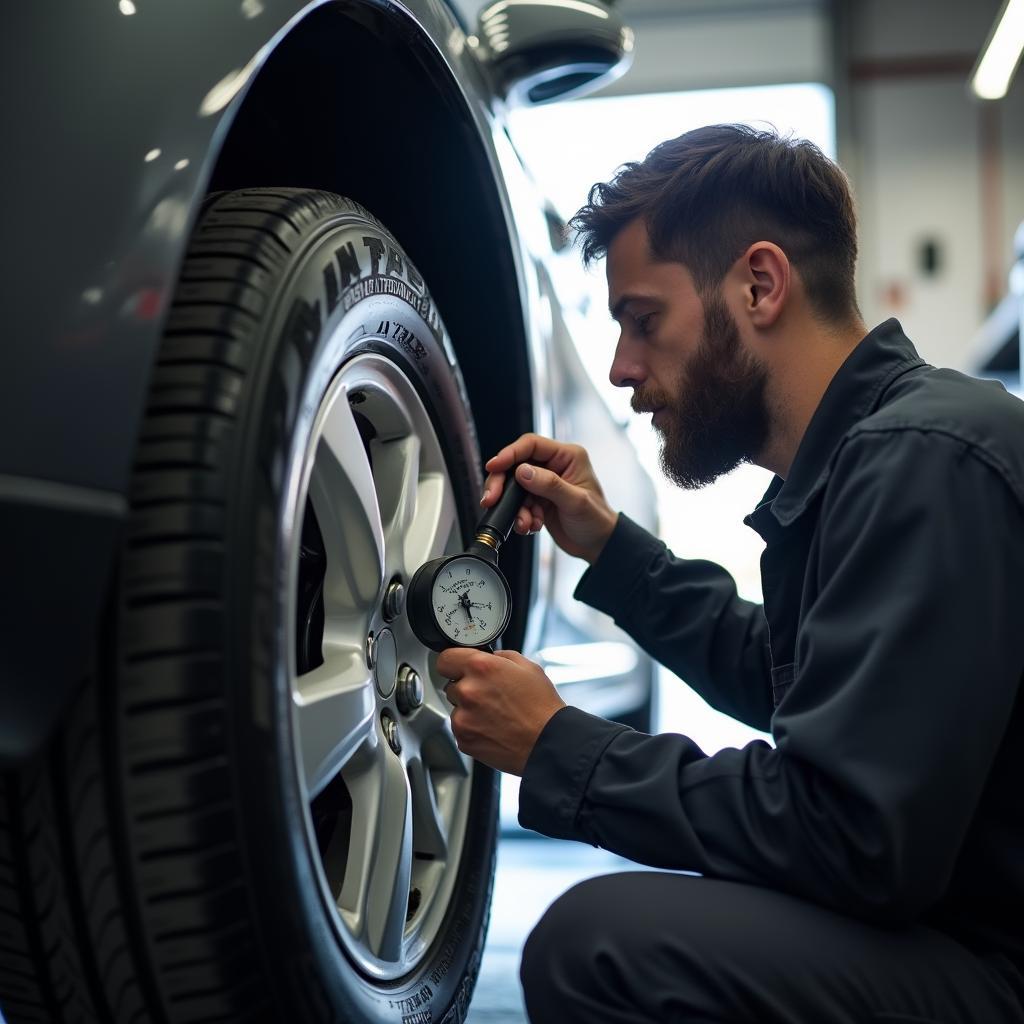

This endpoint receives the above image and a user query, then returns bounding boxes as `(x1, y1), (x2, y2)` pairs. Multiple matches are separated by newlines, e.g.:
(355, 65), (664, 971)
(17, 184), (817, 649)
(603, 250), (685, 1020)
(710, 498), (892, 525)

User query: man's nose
(609, 336), (645, 389)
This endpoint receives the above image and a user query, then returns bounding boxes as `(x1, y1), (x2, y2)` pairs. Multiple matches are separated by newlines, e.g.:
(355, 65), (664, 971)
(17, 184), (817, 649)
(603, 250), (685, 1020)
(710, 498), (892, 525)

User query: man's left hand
(435, 648), (566, 776)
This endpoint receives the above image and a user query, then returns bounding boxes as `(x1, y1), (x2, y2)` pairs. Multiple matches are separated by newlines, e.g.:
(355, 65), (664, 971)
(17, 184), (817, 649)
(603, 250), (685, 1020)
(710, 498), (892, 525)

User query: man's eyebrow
(609, 294), (658, 321)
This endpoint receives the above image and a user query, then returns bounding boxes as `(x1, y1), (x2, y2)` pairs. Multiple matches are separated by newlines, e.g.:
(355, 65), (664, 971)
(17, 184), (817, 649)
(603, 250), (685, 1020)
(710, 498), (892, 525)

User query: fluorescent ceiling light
(971, 0), (1024, 100)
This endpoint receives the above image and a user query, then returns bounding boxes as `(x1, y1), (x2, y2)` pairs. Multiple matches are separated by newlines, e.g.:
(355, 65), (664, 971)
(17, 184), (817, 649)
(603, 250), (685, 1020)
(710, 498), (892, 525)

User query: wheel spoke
(309, 389), (385, 616)
(402, 472), (458, 576)
(293, 645), (375, 798)
(414, 701), (470, 777)
(341, 745), (413, 964)
(375, 434), (421, 550)
(408, 755), (448, 860)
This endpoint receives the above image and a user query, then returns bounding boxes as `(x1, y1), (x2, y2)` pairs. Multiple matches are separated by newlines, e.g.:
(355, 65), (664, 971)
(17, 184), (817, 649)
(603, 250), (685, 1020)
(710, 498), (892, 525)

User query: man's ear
(740, 242), (790, 328)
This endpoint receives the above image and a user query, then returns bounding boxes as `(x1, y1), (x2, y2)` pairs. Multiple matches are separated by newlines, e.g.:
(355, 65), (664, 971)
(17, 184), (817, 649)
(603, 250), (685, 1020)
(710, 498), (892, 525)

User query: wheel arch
(206, 1), (536, 476)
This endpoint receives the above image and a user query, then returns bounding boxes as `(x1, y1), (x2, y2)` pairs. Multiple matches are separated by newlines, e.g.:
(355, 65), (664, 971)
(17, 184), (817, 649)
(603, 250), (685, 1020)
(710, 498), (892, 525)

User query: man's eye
(635, 313), (656, 335)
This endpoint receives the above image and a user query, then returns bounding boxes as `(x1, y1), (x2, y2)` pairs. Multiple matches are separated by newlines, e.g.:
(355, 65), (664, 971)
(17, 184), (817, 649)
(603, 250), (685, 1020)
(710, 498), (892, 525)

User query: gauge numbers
(430, 555), (509, 646)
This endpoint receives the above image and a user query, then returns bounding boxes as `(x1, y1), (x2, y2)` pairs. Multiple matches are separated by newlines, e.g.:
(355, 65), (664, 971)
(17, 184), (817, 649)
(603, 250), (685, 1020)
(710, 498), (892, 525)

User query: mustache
(630, 389), (671, 415)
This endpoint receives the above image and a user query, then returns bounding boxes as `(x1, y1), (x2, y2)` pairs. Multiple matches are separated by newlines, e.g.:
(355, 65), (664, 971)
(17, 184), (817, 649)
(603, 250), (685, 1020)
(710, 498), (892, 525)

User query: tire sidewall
(226, 199), (498, 1022)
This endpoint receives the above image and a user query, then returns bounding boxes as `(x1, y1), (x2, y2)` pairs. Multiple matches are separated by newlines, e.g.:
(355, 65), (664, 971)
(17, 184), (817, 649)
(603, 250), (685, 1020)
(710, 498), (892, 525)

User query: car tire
(0, 188), (500, 1024)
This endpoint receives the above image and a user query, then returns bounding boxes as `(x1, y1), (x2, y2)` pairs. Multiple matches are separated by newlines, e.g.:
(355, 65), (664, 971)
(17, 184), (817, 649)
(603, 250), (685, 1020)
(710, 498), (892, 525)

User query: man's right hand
(481, 434), (618, 565)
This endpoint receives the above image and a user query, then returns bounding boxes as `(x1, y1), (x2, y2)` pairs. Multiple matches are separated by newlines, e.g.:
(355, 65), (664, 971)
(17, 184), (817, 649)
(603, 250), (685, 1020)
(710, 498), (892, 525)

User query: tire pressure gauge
(408, 474), (527, 652)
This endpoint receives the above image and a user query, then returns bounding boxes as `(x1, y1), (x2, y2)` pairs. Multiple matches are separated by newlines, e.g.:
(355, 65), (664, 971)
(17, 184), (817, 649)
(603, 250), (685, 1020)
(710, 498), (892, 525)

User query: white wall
(997, 76), (1024, 284)
(852, 78), (987, 369)
(842, 0), (1023, 371)
(596, 5), (830, 95)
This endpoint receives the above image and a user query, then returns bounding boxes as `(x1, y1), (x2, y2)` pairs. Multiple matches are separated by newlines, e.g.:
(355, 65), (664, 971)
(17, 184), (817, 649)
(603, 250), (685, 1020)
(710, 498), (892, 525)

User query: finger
(436, 646), (476, 678)
(484, 434), (565, 474)
(526, 501), (545, 533)
(481, 439), (573, 506)
(491, 649), (530, 665)
(484, 478), (555, 523)
(514, 462), (584, 513)
(484, 435), (539, 473)
(443, 681), (458, 706)
(506, 495), (547, 533)
(481, 470), (537, 509)
(480, 470), (506, 508)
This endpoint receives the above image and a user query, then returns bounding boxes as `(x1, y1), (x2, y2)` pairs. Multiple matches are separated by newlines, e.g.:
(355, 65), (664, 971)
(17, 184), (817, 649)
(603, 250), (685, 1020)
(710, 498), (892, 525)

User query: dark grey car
(0, 2), (653, 1021)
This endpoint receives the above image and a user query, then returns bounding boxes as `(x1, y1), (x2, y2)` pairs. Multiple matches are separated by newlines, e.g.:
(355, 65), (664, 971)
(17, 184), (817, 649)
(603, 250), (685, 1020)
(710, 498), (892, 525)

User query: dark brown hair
(570, 124), (860, 323)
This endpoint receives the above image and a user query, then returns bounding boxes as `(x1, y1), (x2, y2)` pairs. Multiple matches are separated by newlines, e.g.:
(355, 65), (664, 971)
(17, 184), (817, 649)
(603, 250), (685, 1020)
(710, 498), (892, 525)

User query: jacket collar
(745, 319), (926, 536)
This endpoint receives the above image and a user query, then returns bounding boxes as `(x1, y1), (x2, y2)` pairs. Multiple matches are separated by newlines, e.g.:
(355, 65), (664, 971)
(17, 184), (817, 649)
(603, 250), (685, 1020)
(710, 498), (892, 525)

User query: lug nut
(381, 711), (401, 754)
(396, 665), (424, 715)
(384, 580), (405, 621)
(366, 631), (376, 669)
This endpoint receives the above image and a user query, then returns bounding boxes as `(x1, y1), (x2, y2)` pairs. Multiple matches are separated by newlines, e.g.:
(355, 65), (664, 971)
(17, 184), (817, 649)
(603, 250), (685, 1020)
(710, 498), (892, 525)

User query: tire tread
(103, 188), (309, 1018)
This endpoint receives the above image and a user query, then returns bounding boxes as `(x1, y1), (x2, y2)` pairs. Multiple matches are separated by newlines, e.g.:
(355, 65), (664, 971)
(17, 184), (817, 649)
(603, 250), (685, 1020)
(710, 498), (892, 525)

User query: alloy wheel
(288, 351), (473, 980)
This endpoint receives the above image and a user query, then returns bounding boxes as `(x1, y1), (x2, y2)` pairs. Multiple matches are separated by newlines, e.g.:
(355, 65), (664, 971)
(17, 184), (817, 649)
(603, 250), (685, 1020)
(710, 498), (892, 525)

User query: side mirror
(475, 0), (634, 106)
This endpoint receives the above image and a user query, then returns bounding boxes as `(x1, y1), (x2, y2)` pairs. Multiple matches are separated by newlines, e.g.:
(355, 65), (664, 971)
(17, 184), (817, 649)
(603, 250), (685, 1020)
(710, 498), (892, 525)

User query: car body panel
(1, 0), (514, 495)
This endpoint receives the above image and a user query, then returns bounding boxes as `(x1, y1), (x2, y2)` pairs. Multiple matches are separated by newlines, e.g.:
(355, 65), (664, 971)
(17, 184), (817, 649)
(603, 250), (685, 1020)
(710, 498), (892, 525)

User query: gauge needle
(459, 591), (474, 623)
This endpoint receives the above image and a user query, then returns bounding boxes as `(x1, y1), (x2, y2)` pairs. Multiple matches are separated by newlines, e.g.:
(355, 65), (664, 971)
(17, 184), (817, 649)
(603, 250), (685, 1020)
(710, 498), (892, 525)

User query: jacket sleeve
(574, 513), (774, 731)
(522, 430), (1024, 924)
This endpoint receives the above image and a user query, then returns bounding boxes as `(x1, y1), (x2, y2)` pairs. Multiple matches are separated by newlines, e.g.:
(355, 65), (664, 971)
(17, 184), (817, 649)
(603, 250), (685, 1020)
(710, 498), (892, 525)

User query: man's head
(570, 124), (861, 486)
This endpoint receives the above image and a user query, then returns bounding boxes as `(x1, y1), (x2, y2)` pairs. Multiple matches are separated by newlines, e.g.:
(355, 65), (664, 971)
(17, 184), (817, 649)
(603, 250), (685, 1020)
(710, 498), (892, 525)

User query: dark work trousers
(519, 872), (1024, 1024)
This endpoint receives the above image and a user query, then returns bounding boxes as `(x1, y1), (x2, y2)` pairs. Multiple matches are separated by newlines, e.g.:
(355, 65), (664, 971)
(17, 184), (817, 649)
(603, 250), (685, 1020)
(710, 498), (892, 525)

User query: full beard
(632, 292), (770, 490)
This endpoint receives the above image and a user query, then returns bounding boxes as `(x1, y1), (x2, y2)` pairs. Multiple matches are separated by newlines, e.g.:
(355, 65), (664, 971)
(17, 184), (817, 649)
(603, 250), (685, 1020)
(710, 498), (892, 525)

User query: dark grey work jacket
(519, 319), (1024, 979)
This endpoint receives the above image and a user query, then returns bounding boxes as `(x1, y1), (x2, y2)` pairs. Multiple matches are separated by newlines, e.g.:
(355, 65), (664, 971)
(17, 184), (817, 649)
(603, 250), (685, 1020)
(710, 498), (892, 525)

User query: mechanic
(436, 124), (1024, 1023)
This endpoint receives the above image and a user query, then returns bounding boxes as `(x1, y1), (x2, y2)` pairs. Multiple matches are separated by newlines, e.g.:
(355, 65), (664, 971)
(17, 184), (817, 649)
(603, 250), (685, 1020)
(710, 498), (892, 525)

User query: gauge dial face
(431, 555), (509, 646)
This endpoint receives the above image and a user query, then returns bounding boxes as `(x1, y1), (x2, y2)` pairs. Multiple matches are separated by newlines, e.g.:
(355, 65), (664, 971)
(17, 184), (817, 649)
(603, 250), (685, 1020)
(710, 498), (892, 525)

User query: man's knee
(520, 875), (589, 1004)
(520, 873), (661, 1020)
(521, 875), (606, 1012)
(519, 872), (770, 1022)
